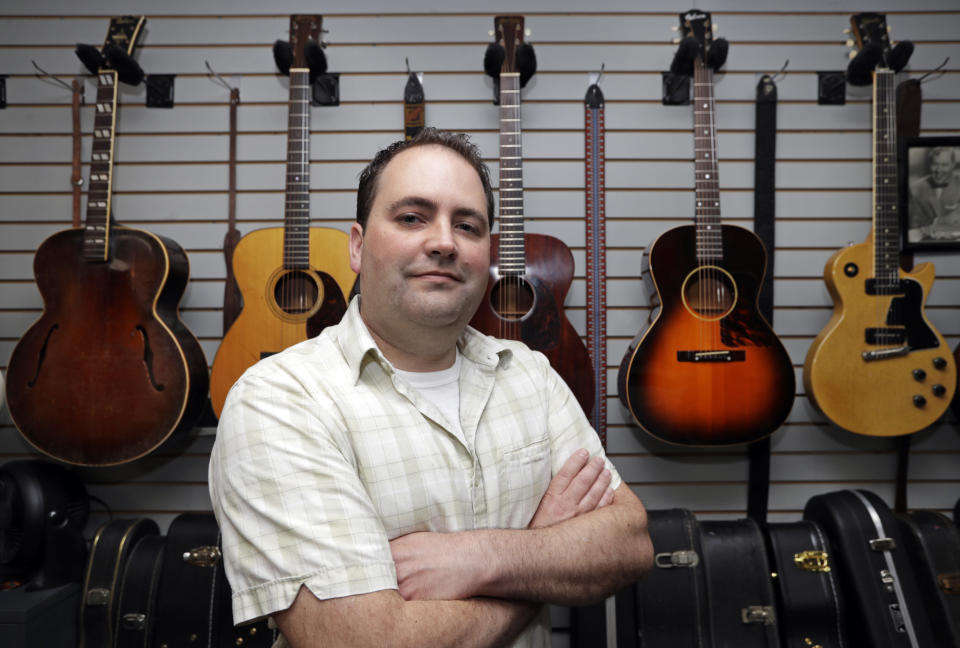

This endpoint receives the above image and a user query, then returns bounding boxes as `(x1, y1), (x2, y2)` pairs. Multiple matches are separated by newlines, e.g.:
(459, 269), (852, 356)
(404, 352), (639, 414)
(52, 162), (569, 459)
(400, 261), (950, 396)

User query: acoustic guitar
(208, 15), (354, 417)
(804, 13), (955, 436)
(617, 11), (795, 446)
(469, 15), (595, 419)
(5, 16), (209, 466)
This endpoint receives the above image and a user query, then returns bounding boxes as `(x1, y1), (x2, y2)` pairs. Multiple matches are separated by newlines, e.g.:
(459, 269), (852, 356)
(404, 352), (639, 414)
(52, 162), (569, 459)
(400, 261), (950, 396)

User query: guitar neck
(284, 68), (311, 270)
(498, 72), (525, 276)
(873, 68), (900, 286)
(83, 70), (120, 263)
(693, 58), (723, 264)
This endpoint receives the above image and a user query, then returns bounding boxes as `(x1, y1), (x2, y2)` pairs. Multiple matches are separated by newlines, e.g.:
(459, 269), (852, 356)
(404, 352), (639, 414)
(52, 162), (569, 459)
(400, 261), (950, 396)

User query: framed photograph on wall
(901, 136), (960, 251)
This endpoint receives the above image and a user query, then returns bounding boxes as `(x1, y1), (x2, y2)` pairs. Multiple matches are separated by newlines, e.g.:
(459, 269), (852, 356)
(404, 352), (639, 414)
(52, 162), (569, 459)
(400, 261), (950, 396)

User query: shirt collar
(337, 296), (512, 385)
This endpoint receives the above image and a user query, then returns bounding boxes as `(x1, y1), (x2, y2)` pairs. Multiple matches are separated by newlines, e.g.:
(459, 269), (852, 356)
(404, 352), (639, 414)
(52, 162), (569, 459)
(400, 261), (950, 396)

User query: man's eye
(399, 213), (421, 224)
(456, 222), (480, 234)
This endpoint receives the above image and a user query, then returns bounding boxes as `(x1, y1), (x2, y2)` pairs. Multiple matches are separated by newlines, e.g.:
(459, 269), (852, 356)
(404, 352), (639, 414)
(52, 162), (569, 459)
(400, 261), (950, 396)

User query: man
(909, 146), (960, 241)
(209, 128), (652, 647)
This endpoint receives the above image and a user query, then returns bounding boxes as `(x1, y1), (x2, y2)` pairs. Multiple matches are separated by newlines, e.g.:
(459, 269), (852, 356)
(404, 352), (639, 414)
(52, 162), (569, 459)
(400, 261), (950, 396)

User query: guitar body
(470, 232), (595, 418)
(6, 226), (208, 465)
(803, 240), (955, 436)
(620, 224), (795, 445)
(209, 226), (354, 415)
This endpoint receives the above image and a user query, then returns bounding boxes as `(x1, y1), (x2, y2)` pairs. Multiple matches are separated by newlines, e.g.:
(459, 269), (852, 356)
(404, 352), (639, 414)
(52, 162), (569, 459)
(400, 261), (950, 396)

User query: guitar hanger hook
(31, 60), (80, 95)
(595, 62), (605, 86)
(204, 60), (238, 93)
(771, 59), (789, 83)
(918, 57), (950, 84)
(405, 57), (411, 75)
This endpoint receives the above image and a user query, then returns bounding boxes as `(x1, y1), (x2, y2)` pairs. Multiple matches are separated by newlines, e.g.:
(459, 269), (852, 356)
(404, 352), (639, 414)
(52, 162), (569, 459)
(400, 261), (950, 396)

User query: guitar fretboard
(83, 71), (119, 262)
(498, 72), (525, 276)
(872, 68), (899, 291)
(693, 58), (723, 264)
(284, 68), (311, 270)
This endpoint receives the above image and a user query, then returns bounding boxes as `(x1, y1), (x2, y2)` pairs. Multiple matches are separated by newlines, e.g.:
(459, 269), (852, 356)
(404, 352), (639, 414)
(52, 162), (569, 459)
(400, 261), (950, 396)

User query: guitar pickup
(865, 327), (906, 345)
(677, 350), (745, 362)
(865, 278), (906, 296)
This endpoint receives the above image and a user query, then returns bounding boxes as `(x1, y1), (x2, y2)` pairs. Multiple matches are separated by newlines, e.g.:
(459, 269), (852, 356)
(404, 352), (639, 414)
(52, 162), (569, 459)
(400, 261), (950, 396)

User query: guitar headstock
(495, 15), (525, 74)
(677, 9), (714, 60)
(848, 12), (891, 59)
(103, 16), (145, 57)
(290, 15), (324, 69)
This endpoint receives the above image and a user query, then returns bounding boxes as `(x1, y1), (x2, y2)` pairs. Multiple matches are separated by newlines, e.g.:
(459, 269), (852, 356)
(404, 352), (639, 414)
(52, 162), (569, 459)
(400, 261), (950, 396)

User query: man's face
(350, 144), (491, 334)
(930, 151), (954, 185)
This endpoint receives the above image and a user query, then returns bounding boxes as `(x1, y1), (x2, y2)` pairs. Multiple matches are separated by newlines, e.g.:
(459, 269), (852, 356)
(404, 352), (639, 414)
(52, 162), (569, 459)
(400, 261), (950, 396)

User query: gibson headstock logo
(684, 11), (708, 22)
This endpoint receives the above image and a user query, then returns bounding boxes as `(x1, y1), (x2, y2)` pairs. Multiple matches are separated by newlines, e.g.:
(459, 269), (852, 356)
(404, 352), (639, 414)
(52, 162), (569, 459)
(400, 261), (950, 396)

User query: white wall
(1, 2), (959, 643)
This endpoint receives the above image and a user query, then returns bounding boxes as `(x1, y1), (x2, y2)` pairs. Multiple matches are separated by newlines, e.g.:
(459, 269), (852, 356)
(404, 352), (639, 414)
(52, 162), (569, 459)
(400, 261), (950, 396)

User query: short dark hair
(356, 128), (495, 229)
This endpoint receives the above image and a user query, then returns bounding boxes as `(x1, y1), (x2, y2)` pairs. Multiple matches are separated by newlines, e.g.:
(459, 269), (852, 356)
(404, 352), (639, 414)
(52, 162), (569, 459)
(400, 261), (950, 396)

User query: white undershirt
(393, 351), (463, 437)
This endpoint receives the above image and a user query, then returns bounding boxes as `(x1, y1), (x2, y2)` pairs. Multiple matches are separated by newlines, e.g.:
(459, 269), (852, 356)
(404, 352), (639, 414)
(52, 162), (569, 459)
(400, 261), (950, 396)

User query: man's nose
(427, 220), (457, 257)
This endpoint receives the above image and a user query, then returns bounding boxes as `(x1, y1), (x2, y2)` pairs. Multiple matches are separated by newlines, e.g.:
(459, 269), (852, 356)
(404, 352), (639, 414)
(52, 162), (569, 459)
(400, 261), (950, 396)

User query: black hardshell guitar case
(616, 508), (710, 648)
(699, 518), (779, 648)
(80, 517), (160, 648)
(114, 533), (165, 648)
(804, 489), (939, 648)
(897, 510), (960, 646)
(153, 512), (273, 648)
(764, 520), (848, 648)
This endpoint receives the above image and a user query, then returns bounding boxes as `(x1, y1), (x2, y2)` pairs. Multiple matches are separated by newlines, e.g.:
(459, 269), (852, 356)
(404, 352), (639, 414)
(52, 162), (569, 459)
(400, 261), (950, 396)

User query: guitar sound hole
(274, 270), (320, 315)
(683, 268), (735, 320)
(490, 276), (534, 321)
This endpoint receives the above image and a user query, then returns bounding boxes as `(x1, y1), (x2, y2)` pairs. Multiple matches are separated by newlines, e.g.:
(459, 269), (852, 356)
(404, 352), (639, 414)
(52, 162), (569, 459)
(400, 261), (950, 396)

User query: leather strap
(223, 87), (242, 334)
(403, 71), (424, 141)
(747, 74), (778, 523)
(584, 81), (607, 447)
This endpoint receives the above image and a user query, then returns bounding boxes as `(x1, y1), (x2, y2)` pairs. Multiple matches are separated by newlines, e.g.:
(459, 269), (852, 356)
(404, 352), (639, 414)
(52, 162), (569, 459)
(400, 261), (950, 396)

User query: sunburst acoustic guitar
(617, 11), (795, 446)
(803, 13), (955, 437)
(5, 16), (209, 466)
(208, 15), (354, 417)
(469, 15), (595, 419)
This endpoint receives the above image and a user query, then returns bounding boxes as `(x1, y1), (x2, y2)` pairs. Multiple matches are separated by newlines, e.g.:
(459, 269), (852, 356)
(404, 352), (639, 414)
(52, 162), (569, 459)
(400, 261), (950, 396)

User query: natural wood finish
(208, 226), (354, 416)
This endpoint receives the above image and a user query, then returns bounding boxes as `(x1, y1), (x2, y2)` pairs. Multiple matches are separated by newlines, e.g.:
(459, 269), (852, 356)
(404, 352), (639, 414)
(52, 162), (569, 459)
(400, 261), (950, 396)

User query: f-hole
(681, 266), (737, 321)
(273, 270), (322, 316)
(490, 276), (535, 321)
(136, 326), (165, 391)
(26, 324), (59, 387)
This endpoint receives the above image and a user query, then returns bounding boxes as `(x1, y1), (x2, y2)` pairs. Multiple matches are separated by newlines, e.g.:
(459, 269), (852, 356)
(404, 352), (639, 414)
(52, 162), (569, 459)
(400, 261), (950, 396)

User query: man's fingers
(578, 466), (612, 513)
(567, 455), (605, 502)
(544, 449), (590, 497)
(596, 485), (615, 510)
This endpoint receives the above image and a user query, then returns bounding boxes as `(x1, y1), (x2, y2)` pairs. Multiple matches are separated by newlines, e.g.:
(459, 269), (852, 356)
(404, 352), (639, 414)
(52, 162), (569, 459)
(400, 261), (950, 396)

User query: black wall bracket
(146, 74), (175, 108)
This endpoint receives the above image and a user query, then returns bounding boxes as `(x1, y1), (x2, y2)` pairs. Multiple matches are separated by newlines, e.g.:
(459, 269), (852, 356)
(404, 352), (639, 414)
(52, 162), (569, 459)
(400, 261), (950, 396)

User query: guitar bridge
(862, 346), (910, 362)
(677, 350), (745, 363)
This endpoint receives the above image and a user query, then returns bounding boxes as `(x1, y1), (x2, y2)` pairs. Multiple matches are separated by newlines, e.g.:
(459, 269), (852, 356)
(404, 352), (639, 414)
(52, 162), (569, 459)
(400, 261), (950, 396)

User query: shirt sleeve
(209, 364), (398, 624)
(537, 353), (623, 491)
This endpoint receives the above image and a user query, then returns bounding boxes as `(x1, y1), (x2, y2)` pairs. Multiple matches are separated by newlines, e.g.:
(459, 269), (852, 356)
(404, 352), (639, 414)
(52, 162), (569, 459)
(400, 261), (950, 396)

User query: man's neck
(360, 312), (462, 372)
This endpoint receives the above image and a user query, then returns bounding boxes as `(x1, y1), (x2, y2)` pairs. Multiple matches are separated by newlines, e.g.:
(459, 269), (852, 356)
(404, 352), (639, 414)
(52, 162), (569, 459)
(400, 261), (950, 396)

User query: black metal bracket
(146, 74), (175, 108)
(817, 70), (846, 105)
(311, 73), (339, 106)
(662, 71), (690, 105)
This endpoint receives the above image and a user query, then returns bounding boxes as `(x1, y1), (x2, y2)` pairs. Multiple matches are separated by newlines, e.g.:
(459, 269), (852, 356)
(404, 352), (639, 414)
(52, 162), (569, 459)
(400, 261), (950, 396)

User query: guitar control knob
(932, 384), (947, 397)
(913, 395), (927, 408)
(933, 357), (948, 370)
(913, 369), (926, 381)
(843, 263), (858, 277)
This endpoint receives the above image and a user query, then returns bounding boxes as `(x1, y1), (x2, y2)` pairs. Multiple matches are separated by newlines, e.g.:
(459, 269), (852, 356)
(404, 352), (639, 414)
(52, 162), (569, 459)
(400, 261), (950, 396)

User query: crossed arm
(273, 450), (653, 647)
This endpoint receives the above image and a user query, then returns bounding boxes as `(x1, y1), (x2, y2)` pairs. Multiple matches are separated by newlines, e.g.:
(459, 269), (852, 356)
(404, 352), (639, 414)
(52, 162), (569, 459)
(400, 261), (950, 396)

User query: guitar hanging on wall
(469, 15), (595, 419)
(208, 15), (355, 418)
(617, 10), (795, 446)
(5, 16), (209, 466)
(803, 13), (955, 437)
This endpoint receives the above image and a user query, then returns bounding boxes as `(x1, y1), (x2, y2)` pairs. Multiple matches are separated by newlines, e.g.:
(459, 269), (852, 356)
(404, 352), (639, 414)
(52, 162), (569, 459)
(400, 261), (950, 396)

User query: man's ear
(349, 222), (364, 274)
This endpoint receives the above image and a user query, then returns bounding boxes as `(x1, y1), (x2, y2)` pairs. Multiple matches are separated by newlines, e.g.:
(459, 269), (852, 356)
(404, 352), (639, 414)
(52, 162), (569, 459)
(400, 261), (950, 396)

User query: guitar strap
(403, 70), (424, 141)
(71, 79), (83, 228)
(894, 78), (922, 515)
(223, 87), (242, 334)
(584, 80), (607, 447)
(747, 74), (777, 523)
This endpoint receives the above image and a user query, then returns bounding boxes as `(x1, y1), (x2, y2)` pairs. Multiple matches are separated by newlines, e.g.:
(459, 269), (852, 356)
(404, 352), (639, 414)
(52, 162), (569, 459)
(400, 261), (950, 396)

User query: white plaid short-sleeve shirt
(209, 298), (620, 647)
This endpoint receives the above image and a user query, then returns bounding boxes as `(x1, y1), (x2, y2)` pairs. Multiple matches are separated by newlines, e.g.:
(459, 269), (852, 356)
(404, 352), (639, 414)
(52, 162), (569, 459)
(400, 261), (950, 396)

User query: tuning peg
(525, 28), (532, 37)
(843, 28), (851, 34)
(712, 21), (718, 31)
(488, 29), (494, 37)
(848, 50), (857, 60)
(672, 37), (681, 44)
(671, 25), (679, 31)
(845, 39), (855, 47)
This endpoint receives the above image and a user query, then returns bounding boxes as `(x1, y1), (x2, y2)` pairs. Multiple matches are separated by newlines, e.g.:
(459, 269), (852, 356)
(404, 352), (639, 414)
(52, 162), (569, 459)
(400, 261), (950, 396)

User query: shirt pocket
(496, 437), (552, 528)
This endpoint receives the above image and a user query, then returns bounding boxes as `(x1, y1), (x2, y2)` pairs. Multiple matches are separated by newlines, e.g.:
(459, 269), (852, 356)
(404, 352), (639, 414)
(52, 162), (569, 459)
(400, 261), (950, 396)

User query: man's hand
(528, 449), (613, 529)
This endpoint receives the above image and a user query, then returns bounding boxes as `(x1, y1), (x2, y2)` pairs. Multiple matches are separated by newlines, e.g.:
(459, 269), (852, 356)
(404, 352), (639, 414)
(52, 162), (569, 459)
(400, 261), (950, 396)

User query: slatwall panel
(1, 1), (959, 644)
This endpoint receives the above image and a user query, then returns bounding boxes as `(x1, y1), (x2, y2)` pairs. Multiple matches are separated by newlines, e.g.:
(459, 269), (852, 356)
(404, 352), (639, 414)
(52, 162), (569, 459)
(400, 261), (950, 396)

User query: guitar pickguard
(882, 278), (938, 350)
